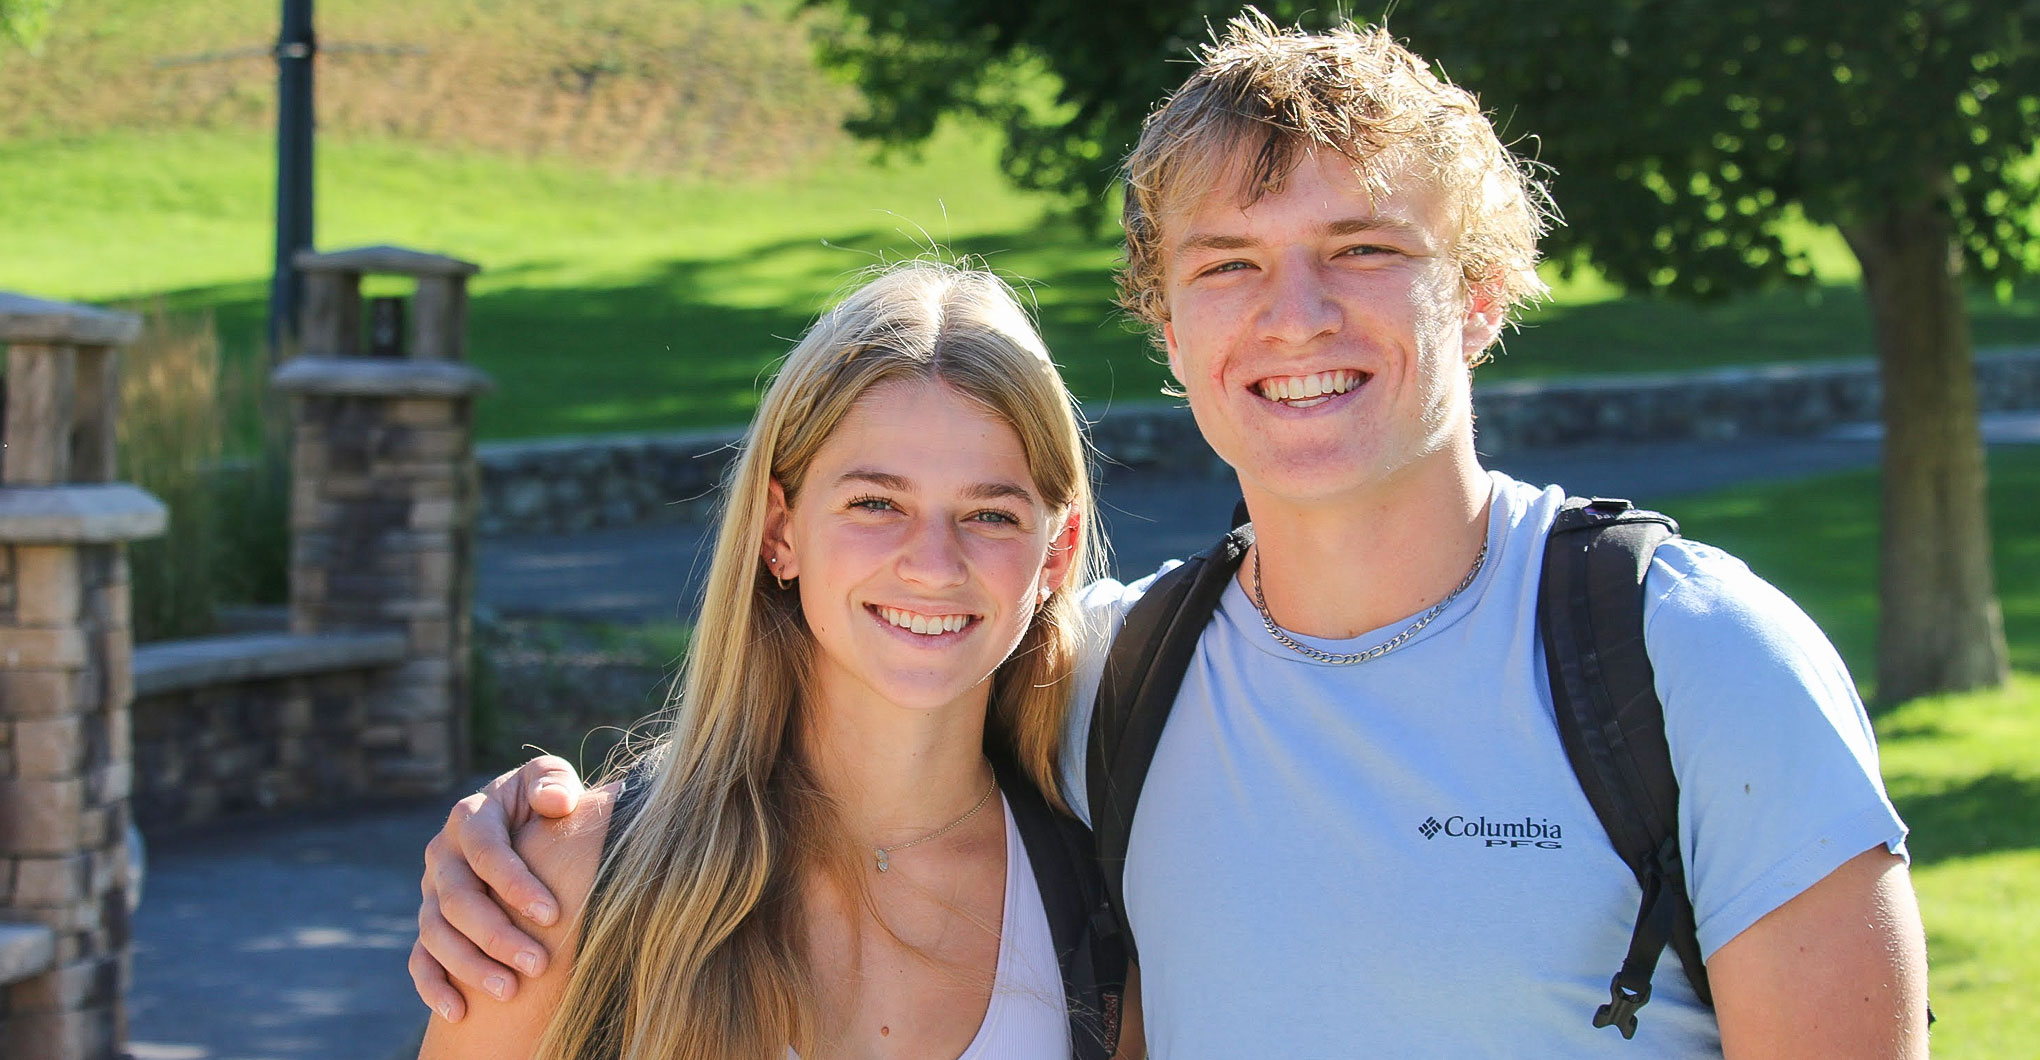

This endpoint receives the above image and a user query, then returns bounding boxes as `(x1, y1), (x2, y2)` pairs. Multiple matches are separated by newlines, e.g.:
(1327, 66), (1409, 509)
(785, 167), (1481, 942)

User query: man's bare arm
(1708, 845), (1929, 1059)
(411, 755), (586, 1022)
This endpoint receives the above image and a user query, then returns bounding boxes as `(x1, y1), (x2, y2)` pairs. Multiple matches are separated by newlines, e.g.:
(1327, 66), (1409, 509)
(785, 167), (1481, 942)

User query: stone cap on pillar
(292, 246), (482, 362)
(0, 292), (141, 347)
(295, 245), (480, 278)
(0, 483), (167, 543)
(272, 356), (495, 398)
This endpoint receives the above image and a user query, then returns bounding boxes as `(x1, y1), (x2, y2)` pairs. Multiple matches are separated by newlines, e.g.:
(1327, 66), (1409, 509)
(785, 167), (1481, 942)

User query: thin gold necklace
(873, 771), (997, 873)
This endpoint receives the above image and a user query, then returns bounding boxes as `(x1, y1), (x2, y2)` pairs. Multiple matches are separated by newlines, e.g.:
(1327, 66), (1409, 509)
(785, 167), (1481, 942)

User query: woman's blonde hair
(535, 260), (1102, 1060)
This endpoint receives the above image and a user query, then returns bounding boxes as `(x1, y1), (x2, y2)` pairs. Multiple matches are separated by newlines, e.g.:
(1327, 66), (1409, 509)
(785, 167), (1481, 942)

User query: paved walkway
(130, 412), (2040, 1059)
(476, 412), (2040, 623)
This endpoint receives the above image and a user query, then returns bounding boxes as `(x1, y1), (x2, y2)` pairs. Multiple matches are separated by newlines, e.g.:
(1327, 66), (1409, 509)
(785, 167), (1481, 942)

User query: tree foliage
(817, 1), (2038, 285)
(0, 0), (60, 57)
(1396, 0), (2040, 302)
(811, 2), (1349, 209)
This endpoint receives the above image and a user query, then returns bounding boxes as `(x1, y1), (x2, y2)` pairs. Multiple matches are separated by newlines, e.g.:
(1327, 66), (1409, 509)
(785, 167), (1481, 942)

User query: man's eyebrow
(1176, 216), (1427, 255)
(836, 469), (1038, 507)
(1177, 232), (1260, 254)
(1325, 216), (1426, 240)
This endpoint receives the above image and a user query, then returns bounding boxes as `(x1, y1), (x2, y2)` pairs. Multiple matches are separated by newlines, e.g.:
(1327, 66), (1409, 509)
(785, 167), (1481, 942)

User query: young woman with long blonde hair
(418, 262), (1133, 1060)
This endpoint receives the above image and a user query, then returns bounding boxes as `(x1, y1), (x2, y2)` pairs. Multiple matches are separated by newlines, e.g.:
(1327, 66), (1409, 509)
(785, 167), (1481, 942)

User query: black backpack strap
(1539, 496), (1711, 1039)
(991, 745), (1126, 1060)
(1086, 520), (1253, 964)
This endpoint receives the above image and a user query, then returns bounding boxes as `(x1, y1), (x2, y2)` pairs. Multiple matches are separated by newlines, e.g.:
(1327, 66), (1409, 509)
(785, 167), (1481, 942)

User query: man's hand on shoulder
(417, 781), (615, 1059)
(1709, 845), (1929, 1059)
(411, 755), (586, 1024)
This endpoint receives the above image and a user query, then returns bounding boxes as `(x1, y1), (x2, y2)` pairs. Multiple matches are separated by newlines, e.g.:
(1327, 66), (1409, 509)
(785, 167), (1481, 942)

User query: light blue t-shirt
(1060, 473), (1906, 1058)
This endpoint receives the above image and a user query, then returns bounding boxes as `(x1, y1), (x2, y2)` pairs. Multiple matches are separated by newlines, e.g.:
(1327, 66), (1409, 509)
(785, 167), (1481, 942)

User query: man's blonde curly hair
(1118, 11), (1555, 365)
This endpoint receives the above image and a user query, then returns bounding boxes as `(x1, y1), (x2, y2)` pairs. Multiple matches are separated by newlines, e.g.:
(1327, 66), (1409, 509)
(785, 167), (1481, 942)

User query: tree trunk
(1842, 192), (2008, 704)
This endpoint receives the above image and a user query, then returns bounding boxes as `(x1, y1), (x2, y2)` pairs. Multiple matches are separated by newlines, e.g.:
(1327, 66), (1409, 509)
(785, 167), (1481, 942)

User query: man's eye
(1340, 243), (1398, 258)
(1208, 260), (1252, 275)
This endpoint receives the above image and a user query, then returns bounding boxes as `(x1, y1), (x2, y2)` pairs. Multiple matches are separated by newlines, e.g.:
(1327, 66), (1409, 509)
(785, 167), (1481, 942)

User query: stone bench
(131, 631), (410, 833)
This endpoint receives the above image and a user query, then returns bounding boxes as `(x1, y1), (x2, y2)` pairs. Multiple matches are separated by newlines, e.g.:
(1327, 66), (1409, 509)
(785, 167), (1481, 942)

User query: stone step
(0, 921), (55, 985)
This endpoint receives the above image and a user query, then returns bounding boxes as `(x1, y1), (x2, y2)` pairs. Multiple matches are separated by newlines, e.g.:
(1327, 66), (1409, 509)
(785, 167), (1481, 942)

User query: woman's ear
(762, 478), (799, 580)
(1039, 506), (1082, 595)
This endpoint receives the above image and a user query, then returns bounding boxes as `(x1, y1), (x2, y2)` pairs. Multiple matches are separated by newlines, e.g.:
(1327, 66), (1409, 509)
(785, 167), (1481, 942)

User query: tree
(816, 0), (2035, 702)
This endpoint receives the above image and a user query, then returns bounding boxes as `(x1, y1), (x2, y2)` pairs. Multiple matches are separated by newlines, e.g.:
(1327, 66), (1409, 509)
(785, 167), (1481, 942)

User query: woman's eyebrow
(836, 469), (911, 491)
(963, 481), (1038, 506)
(836, 468), (1036, 507)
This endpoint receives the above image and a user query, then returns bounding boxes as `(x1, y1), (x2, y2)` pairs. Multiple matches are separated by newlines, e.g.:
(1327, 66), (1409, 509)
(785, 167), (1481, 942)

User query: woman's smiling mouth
(870, 605), (979, 636)
(1253, 369), (1367, 408)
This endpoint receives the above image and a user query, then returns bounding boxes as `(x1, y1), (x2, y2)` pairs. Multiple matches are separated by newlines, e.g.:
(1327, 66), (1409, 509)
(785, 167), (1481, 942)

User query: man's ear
(762, 478), (798, 580)
(1162, 322), (1185, 385)
(1039, 506), (1082, 595)
(1461, 280), (1506, 363)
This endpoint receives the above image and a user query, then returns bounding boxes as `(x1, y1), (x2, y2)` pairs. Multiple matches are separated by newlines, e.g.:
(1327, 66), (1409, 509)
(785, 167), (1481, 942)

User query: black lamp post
(268, 0), (316, 357)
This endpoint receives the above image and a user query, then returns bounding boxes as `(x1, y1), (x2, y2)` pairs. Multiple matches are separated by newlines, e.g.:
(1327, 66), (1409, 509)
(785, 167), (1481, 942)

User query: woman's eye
(848, 496), (897, 513)
(968, 509), (1022, 526)
(1340, 243), (1397, 258)
(1207, 260), (1252, 275)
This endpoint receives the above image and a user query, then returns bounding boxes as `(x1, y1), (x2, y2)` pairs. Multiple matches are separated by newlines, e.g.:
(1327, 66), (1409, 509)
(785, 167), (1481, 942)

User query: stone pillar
(273, 247), (492, 794)
(0, 293), (164, 1059)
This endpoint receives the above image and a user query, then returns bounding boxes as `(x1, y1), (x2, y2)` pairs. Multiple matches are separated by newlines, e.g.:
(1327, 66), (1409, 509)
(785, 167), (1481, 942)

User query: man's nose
(1259, 258), (1341, 347)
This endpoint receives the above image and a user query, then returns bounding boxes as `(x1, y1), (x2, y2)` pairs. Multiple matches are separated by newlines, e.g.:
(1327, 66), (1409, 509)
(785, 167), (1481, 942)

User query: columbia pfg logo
(1419, 813), (1564, 849)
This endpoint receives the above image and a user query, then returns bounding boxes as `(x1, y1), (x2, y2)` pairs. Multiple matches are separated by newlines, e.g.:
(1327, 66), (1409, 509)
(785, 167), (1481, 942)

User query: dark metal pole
(267, 0), (316, 358)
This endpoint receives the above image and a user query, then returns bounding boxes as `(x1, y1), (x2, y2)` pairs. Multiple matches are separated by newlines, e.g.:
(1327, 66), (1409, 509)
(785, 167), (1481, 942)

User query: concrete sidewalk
(127, 802), (446, 1060)
(129, 412), (2040, 1058)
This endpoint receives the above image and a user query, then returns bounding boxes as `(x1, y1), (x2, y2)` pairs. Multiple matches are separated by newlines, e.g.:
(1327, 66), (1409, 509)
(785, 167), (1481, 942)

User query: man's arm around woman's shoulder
(417, 786), (616, 1059)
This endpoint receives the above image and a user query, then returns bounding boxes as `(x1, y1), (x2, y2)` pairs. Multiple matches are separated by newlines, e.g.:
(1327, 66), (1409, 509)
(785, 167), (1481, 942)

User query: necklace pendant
(875, 848), (889, 873)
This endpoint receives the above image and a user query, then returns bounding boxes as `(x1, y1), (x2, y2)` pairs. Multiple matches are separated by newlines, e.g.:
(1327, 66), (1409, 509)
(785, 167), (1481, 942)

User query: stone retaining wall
(477, 348), (2040, 537)
(129, 632), (407, 834)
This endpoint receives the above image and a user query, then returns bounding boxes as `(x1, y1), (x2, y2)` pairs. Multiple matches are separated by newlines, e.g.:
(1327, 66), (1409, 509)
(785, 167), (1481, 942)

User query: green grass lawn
(4, 126), (2036, 439)
(1672, 446), (2040, 1057)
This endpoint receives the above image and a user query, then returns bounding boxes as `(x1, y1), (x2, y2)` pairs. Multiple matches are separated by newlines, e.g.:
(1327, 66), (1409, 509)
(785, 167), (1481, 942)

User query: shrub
(119, 305), (289, 642)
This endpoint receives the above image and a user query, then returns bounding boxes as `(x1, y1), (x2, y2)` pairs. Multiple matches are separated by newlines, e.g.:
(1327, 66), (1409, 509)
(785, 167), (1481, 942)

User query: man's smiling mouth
(1253, 369), (1367, 408)
(871, 605), (978, 636)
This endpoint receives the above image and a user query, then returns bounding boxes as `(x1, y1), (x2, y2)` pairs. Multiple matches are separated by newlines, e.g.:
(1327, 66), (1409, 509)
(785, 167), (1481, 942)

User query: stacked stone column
(0, 294), (164, 1058)
(272, 246), (492, 794)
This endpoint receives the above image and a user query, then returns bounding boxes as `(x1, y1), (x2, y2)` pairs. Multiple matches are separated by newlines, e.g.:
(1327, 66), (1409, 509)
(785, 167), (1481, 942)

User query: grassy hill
(3, 1), (2036, 438)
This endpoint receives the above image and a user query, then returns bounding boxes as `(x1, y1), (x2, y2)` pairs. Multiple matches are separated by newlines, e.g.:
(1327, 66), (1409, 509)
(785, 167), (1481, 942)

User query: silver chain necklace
(1249, 539), (1488, 665)
(873, 771), (997, 873)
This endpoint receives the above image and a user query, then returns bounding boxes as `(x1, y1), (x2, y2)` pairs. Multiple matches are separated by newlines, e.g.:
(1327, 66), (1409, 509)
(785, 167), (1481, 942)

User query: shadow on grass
(1892, 771), (2040, 868)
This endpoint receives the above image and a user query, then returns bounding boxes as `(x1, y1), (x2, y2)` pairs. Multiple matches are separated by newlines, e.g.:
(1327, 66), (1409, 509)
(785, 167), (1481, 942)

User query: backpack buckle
(1594, 977), (1651, 1040)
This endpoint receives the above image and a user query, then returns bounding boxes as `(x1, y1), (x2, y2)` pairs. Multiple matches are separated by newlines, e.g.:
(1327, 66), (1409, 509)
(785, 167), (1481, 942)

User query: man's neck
(1240, 449), (1493, 640)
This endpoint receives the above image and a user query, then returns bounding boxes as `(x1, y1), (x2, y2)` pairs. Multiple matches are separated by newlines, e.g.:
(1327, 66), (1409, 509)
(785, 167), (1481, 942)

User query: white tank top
(954, 793), (1071, 1059)
(791, 793), (1071, 1060)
